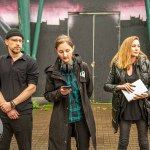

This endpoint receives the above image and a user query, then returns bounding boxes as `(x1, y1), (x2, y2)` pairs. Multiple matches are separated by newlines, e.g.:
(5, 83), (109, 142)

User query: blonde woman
(104, 36), (150, 150)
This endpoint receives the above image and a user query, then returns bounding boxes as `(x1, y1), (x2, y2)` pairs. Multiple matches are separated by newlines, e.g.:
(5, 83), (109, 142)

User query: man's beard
(11, 48), (21, 54)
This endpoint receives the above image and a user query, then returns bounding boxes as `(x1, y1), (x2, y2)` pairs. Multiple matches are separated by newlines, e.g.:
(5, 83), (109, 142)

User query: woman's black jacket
(44, 54), (96, 150)
(104, 55), (150, 133)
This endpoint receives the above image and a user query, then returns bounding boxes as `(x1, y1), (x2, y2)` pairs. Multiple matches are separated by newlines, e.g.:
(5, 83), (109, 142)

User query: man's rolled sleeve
(27, 59), (39, 85)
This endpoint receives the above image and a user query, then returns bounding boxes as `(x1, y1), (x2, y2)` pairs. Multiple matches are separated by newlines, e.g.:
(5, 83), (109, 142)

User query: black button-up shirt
(0, 53), (39, 115)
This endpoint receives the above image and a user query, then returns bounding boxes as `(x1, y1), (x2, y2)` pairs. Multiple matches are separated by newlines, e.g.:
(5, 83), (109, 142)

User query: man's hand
(0, 102), (11, 113)
(7, 109), (20, 119)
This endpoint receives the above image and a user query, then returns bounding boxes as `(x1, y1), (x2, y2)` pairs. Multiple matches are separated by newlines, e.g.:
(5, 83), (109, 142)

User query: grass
(32, 101), (53, 111)
(32, 100), (112, 111)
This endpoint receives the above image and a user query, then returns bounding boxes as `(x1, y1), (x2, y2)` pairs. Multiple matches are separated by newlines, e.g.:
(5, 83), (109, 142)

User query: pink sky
(31, 1), (83, 25)
(0, 1), (146, 25)
(110, 1), (146, 20)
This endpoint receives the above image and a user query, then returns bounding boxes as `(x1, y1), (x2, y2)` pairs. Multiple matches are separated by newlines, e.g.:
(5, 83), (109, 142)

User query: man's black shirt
(0, 53), (39, 116)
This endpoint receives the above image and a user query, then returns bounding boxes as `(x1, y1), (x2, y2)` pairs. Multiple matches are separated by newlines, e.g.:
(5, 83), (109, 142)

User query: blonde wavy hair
(111, 36), (148, 69)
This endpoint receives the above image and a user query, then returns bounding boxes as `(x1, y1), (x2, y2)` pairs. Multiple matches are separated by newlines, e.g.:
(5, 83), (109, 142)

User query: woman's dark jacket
(104, 55), (150, 133)
(44, 54), (96, 150)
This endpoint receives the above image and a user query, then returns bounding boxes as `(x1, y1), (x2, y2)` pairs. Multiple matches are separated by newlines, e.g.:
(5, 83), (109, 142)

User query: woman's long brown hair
(111, 36), (148, 69)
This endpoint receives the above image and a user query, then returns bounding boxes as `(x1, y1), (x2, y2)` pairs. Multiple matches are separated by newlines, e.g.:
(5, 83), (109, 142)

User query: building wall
(0, 0), (149, 101)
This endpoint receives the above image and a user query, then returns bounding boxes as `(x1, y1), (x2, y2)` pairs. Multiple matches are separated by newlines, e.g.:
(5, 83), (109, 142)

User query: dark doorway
(68, 12), (120, 101)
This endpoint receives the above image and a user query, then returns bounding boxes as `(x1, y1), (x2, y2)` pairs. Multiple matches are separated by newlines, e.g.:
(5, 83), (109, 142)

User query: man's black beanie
(5, 28), (24, 39)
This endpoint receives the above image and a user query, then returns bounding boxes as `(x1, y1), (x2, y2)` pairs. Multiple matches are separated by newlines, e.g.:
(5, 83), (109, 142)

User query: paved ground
(10, 103), (150, 150)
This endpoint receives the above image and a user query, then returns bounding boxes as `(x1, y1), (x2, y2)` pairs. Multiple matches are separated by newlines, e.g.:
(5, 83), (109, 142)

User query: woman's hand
(133, 92), (148, 101)
(60, 86), (72, 96)
(117, 83), (135, 93)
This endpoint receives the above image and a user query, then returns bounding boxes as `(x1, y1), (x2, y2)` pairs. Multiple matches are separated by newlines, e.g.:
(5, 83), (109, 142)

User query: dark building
(30, 16), (149, 101)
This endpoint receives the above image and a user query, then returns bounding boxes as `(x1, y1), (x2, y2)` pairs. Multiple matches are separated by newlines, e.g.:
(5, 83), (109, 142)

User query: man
(0, 28), (39, 150)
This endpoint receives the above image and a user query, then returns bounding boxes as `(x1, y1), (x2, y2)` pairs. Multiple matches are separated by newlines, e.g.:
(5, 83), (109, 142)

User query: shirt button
(66, 107), (68, 110)
(64, 141), (67, 144)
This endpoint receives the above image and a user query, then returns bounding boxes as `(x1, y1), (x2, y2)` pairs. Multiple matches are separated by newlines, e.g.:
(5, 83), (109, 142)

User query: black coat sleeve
(103, 64), (119, 93)
(44, 72), (64, 103)
(81, 62), (93, 98)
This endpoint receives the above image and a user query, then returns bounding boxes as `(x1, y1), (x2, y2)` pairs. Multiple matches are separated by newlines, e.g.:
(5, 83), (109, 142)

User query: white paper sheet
(121, 79), (148, 102)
